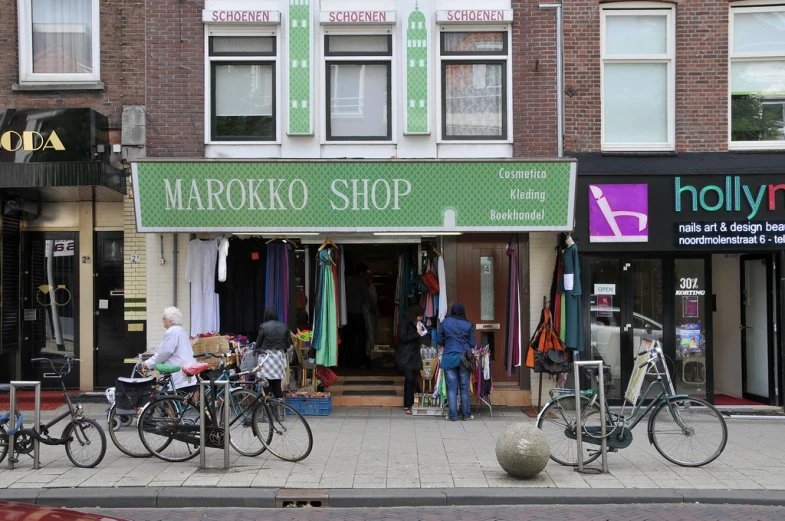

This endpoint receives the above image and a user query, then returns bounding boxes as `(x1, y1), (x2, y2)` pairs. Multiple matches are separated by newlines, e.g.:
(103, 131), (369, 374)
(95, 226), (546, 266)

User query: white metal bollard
(572, 361), (608, 474)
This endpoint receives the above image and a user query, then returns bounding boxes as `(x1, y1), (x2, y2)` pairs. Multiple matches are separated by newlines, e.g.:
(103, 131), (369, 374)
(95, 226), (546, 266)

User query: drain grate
(276, 489), (328, 508)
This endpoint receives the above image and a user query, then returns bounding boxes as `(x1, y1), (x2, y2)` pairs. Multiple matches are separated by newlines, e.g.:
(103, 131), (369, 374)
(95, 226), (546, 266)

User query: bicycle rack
(7, 381), (41, 470)
(199, 379), (231, 469)
(573, 361), (608, 474)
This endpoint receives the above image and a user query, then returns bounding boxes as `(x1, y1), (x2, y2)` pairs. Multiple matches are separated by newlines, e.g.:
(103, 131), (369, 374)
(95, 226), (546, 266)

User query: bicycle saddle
(155, 364), (181, 374)
(582, 364), (612, 375)
(181, 361), (210, 376)
(0, 383), (9, 393)
(117, 376), (155, 384)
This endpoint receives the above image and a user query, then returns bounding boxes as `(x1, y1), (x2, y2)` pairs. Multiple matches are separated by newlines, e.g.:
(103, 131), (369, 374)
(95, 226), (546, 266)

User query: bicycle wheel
(138, 395), (201, 462)
(107, 404), (150, 458)
(0, 424), (7, 464)
(219, 388), (267, 457)
(252, 399), (313, 462)
(64, 418), (107, 468)
(649, 397), (727, 467)
(536, 395), (603, 467)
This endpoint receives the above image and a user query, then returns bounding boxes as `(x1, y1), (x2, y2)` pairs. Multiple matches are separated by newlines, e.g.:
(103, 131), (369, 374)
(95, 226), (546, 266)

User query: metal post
(199, 380), (230, 470)
(8, 381), (41, 470)
(573, 361), (607, 474)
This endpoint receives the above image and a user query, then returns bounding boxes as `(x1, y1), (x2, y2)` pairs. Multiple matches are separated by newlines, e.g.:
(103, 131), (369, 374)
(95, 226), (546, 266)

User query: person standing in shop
(344, 262), (373, 368)
(397, 305), (424, 414)
(436, 302), (476, 421)
(254, 307), (293, 398)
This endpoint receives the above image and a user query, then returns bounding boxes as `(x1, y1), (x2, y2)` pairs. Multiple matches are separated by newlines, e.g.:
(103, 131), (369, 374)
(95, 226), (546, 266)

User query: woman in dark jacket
(255, 307), (293, 398)
(397, 305), (424, 414)
(436, 302), (475, 421)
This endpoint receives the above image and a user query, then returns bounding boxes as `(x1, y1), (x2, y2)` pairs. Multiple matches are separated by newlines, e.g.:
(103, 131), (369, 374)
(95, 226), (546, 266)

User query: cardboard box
(191, 335), (230, 368)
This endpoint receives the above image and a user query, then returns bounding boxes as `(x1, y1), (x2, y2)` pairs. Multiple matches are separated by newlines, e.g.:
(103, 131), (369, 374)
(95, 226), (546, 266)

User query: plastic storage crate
(285, 395), (332, 416)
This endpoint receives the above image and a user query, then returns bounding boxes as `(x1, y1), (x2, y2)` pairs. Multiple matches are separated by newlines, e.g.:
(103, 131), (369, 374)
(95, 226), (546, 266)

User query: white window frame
(204, 27), (281, 145)
(17, 0), (101, 84)
(729, 3), (785, 150)
(321, 27), (395, 144)
(437, 25), (512, 144)
(600, 4), (675, 152)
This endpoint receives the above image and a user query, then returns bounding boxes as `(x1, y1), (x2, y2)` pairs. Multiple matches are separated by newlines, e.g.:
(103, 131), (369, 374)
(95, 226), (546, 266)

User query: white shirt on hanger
(185, 238), (220, 335)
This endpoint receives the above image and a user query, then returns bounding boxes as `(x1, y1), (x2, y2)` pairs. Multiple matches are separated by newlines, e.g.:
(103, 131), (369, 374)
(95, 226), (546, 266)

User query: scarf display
(504, 241), (522, 375)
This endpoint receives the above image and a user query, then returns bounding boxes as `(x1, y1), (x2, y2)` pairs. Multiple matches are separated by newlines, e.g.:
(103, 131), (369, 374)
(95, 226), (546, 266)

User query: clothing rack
(472, 345), (493, 417)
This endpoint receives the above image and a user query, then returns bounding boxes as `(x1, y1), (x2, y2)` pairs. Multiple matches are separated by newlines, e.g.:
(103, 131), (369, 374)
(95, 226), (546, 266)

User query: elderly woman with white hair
(143, 306), (196, 389)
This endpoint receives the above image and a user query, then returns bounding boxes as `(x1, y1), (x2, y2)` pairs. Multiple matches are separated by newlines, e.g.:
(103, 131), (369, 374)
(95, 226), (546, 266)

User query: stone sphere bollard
(495, 423), (550, 478)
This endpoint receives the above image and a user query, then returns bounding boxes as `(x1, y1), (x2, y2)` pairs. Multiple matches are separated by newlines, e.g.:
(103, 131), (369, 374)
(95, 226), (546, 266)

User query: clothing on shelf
(185, 237), (220, 335)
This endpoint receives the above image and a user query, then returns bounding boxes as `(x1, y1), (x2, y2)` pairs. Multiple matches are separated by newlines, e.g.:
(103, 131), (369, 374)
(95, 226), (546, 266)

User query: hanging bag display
(420, 271), (440, 294)
(526, 307), (569, 373)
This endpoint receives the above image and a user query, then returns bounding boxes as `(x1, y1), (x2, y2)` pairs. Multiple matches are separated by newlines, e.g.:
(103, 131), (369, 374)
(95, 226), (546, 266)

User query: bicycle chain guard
(569, 426), (634, 449)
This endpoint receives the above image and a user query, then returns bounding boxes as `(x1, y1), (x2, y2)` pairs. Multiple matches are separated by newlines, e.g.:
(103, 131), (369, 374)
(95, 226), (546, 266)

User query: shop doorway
(586, 256), (665, 401)
(740, 255), (776, 404)
(456, 235), (517, 384)
(21, 232), (80, 389)
(93, 232), (130, 389)
(336, 243), (408, 373)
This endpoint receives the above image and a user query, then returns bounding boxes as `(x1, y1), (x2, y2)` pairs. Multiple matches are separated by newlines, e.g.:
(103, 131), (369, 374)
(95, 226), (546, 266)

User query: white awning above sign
(320, 11), (396, 24)
(202, 10), (281, 24)
(436, 10), (513, 24)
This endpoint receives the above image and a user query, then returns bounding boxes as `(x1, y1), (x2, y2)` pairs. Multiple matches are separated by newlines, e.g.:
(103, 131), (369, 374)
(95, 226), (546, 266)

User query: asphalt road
(80, 505), (785, 521)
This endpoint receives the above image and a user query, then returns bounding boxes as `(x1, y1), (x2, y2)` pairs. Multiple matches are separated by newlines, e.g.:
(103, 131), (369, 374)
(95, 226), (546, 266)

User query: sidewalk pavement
(1, 404), (785, 508)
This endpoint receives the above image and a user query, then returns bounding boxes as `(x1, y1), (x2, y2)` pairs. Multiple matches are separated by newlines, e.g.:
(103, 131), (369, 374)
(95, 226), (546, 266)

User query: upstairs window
(440, 31), (508, 140)
(18, 0), (100, 84)
(730, 6), (785, 148)
(600, 7), (675, 151)
(325, 34), (392, 141)
(208, 35), (276, 142)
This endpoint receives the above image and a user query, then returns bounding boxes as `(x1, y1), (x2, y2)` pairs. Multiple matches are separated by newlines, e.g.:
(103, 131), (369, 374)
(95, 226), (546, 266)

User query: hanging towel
(437, 256), (447, 322)
(217, 236), (230, 282)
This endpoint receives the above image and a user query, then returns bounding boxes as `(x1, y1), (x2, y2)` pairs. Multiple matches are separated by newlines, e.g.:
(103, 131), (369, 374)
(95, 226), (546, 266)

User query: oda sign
(0, 130), (65, 152)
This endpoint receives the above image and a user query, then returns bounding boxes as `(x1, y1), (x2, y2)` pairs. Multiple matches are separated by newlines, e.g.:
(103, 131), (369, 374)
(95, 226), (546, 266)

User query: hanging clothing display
(265, 242), (292, 324)
(215, 236), (266, 338)
(185, 238), (220, 335)
(437, 256), (447, 322)
(472, 346), (493, 399)
(313, 248), (338, 367)
(217, 236), (230, 282)
(559, 241), (584, 351)
(504, 241), (522, 375)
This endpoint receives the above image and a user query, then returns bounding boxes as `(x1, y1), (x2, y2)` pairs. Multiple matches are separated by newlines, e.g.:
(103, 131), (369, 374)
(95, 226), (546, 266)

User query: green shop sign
(131, 160), (577, 232)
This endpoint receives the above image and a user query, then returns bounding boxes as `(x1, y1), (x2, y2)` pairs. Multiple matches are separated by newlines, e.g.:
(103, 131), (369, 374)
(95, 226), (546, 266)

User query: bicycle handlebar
(31, 356), (80, 377)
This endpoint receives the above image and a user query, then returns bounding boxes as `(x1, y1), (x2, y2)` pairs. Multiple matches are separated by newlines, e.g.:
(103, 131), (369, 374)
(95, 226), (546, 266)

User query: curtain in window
(329, 64), (388, 137)
(215, 64), (273, 117)
(444, 63), (502, 137)
(604, 63), (667, 143)
(32, 0), (92, 74)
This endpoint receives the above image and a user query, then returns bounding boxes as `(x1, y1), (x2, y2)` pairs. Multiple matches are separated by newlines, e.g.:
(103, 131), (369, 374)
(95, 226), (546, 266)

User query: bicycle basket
(114, 376), (154, 413)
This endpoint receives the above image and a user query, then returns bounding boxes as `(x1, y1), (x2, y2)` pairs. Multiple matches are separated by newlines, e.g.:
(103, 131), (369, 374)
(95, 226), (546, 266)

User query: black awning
(0, 161), (126, 200)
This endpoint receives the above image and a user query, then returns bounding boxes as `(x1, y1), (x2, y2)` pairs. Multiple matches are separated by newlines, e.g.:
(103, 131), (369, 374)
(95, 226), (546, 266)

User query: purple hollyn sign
(589, 184), (649, 243)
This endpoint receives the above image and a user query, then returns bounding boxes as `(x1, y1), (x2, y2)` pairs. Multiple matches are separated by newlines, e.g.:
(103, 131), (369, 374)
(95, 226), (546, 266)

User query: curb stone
(2, 487), (785, 508)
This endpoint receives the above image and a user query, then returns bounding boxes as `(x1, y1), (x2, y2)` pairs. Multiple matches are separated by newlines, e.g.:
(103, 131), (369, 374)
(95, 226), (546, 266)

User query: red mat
(0, 391), (66, 411)
(714, 393), (764, 406)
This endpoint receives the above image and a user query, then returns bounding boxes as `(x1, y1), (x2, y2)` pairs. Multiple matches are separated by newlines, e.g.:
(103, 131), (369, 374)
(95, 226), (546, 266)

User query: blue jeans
(444, 366), (471, 420)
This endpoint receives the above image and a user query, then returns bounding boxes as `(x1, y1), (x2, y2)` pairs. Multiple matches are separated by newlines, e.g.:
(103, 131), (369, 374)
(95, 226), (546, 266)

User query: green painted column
(405, 3), (428, 134)
(288, 0), (312, 135)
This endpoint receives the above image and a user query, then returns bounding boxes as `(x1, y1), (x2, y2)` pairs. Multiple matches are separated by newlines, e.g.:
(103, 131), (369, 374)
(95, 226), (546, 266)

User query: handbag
(420, 271), (440, 294)
(461, 349), (476, 371)
(240, 347), (259, 372)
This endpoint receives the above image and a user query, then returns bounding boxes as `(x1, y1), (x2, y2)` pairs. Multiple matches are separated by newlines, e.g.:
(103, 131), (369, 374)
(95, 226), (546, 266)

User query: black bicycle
(9, 356), (106, 468)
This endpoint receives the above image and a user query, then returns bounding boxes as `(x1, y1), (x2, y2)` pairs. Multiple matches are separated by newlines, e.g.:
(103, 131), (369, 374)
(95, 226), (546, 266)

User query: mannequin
(564, 234), (574, 248)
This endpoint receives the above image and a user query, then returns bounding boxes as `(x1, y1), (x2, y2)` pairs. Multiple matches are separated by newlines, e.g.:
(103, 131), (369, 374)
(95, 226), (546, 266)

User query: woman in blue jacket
(436, 303), (475, 421)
